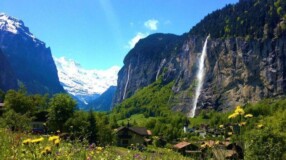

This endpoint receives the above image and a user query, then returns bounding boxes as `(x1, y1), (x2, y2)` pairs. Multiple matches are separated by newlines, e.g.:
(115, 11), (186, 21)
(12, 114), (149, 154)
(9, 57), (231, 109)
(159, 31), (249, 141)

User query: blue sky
(0, 0), (238, 69)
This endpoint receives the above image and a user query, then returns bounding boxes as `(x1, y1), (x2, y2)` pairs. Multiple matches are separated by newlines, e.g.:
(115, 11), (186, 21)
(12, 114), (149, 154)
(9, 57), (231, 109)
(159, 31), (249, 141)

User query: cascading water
(156, 59), (166, 80)
(123, 64), (131, 100)
(189, 35), (210, 117)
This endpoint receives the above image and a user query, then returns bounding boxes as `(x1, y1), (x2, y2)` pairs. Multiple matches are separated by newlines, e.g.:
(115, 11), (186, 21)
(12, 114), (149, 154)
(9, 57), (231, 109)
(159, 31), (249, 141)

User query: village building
(115, 126), (152, 147)
(173, 141), (200, 156)
(30, 111), (48, 134)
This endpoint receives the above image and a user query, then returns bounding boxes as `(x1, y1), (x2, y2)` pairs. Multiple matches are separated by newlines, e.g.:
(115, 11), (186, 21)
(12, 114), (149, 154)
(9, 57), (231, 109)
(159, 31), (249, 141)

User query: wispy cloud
(128, 32), (148, 49)
(144, 19), (159, 31)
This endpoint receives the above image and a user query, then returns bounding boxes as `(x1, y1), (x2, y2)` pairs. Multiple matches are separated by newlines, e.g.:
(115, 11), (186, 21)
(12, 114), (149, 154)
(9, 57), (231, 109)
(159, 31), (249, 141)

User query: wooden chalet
(173, 141), (200, 155)
(115, 126), (152, 147)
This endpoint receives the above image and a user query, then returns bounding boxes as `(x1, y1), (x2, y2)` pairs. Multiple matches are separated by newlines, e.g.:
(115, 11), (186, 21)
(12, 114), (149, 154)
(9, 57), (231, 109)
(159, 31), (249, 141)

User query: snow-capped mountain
(0, 13), (64, 94)
(54, 56), (120, 106)
(0, 13), (37, 40)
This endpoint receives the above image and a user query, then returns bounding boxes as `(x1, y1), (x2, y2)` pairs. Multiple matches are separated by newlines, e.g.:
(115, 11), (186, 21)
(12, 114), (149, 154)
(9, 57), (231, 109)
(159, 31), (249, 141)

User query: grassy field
(0, 128), (192, 160)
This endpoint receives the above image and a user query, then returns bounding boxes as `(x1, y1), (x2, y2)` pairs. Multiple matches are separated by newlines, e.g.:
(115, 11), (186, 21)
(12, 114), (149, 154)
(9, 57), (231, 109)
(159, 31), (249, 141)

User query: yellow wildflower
(228, 112), (239, 119)
(219, 124), (224, 128)
(228, 132), (233, 135)
(215, 141), (220, 145)
(31, 137), (44, 144)
(234, 106), (245, 115)
(45, 146), (51, 152)
(96, 147), (103, 151)
(22, 138), (32, 145)
(244, 114), (253, 118)
(41, 146), (52, 155)
(48, 135), (60, 141)
(54, 138), (60, 145)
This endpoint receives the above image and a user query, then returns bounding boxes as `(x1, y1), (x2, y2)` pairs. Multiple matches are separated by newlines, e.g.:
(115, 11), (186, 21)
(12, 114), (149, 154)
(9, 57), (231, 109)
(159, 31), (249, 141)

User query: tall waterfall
(156, 59), (166, 80)
(189, 35), (210, 117)
(123, 64), (131, 100)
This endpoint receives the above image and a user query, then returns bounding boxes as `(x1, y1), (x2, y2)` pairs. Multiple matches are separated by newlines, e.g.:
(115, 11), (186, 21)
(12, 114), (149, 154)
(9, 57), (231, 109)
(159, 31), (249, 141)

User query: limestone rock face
(114, 35), (286, 114)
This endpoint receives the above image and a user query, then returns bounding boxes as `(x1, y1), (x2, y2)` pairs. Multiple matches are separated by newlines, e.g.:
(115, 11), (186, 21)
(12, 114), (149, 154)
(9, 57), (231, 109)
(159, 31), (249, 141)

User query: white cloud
(144, 19), (159, 31)
(128, 32), (148, 49)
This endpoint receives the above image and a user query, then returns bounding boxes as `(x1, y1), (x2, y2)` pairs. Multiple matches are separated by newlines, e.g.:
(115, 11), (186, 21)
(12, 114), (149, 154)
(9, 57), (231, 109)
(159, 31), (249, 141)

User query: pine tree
(87, 109), (97, 144)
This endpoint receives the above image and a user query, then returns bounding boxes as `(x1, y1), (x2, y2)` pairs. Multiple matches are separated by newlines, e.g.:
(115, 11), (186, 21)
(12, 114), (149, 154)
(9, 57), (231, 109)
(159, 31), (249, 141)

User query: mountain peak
(0, 13), (36, 39)
(54, 56), (120, 104)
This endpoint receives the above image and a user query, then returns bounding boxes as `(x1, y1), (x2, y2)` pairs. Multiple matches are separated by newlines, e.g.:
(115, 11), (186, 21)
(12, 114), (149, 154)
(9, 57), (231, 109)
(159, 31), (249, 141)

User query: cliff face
(0, 49), (17, 91)
(114, 35), (286, 114)
(0, 14), (64, 94)
(114, 33), (186, 104)
(114, 0), (286, 115)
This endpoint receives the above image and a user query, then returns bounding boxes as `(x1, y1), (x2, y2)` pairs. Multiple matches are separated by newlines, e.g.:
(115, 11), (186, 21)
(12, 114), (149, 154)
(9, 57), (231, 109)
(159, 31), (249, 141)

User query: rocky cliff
(114, 0), (286, 115)
(0, 48), (17, 91)
(0, 13), (64, 94)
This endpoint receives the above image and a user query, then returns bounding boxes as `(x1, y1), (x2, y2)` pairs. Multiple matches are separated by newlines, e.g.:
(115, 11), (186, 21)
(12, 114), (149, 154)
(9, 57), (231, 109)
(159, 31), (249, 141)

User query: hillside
(190, 0), (286, 39)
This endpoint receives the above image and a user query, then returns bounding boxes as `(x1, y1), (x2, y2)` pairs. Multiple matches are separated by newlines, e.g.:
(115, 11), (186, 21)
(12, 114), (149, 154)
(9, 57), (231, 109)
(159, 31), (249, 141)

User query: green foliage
(47, 93), (76, 131)
(244, 127), (286, 160)
(190, 0), (286, 39)
(65, 111), (89, 138)
(111, 78), (188, 141)
(4, 88), (36, 115)
(2, 109), (32, 131)
(87, 109), (97, 144)
(112, 78), (175, 119)
(189, 97), (286, 159)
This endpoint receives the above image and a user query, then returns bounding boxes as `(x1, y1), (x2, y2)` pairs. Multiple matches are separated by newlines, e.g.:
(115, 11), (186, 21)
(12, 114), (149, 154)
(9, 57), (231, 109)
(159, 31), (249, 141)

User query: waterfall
(123, 64), (131, 100)
(189, 35), (210, 117)
(156, 59), (166, 80)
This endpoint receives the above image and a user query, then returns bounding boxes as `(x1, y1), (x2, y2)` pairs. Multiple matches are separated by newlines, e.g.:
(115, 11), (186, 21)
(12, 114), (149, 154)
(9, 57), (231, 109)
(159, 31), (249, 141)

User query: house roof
(202, 140), (216, 147)
(116, 126), (150, 136)
(174, 141), (191, 149)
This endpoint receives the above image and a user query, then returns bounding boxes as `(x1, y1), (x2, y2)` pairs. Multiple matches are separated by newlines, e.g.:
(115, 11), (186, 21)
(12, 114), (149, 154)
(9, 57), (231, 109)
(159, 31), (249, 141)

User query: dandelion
(244, 114), (253, 118)
(228, 112), (239, 119)
(234, 105), (245, 115)
(54, 138), (60, 146)
(49, 135), (60, 141)
(22, 138), (32, 145)
(31, 137), (44, 144)
(219, 124), (224, 128)
(41, 146), (52, 155)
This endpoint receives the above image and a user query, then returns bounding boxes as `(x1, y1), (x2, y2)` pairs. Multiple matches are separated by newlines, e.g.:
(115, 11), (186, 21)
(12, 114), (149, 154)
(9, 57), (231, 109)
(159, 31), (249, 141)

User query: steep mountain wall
(0, 49), (17, 91)
(0, 14), (64, 94)
(115, 34), (286, 114)
(114, 0), (286, 115)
